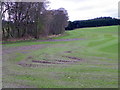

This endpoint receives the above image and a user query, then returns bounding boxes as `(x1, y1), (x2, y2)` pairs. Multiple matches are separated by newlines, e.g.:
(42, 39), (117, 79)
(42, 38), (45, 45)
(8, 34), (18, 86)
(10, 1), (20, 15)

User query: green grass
(2, 25), (118, 88)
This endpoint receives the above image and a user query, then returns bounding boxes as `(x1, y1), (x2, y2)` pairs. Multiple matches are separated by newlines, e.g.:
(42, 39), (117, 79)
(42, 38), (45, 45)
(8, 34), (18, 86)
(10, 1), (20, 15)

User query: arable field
(2, 26), (118, 88)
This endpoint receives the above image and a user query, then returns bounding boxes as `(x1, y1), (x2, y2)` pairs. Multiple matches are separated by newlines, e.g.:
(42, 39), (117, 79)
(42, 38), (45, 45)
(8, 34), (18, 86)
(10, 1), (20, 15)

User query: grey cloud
(110, 12), (118, 18)
(74, 6), (95, 11)
(65, 0), (88, 2)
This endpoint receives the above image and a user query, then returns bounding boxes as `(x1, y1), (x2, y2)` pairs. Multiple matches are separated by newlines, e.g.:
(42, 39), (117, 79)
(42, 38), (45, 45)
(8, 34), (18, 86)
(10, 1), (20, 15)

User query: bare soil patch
(64, 51), (72, 53)
(17, 57), (82, 68)
(62, 56), (82, 61)
(32, 60), (62, 64)
(17, 55), (83, 67)
(18, 63), (39, 67)
(56, 59), (78, 63)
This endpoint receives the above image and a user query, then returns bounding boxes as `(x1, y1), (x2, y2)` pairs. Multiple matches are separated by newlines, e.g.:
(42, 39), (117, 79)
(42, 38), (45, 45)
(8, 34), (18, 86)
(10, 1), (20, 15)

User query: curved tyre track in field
(3, 38), (84, 88)
(37, 38), (85, 42)
(3, 44), (48, 54)
(18, 56), (82, 68)
(3, 38), (84, 67)
(3, 38), (85, 54)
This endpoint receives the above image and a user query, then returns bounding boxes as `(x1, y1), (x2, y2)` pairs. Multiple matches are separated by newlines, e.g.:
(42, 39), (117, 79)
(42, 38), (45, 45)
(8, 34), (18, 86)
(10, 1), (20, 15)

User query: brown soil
(17, 56), (82, 67)
(27, 56), (33, 59)
(62, 56), (82, 61)
(32, 60), (62, 64)
(56, 60), (77, 63)
(64, 51), (72, 53)
(18, 63), (39, 67)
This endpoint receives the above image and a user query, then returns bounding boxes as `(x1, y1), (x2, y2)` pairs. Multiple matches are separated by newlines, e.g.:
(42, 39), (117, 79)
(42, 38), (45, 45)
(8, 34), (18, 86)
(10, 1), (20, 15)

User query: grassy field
(2, 25), (118, 88)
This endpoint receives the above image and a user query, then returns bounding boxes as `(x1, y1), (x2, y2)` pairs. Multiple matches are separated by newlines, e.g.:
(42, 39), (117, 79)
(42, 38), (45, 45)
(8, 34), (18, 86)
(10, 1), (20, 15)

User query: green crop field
(2, 25), (118, 88)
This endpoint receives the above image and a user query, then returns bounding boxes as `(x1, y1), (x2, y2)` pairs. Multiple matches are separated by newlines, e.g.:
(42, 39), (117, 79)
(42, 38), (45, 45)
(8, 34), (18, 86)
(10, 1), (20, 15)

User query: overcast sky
(48, 0), (119, 21)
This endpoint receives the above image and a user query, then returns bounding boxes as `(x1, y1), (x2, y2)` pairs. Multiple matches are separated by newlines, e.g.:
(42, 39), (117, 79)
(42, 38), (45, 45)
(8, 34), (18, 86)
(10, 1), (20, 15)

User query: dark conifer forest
(66, 17), (120, 30)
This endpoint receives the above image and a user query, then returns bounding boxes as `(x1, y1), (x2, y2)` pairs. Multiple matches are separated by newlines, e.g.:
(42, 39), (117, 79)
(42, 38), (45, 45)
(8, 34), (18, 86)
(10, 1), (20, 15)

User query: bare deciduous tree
(1, 1), (69, 40)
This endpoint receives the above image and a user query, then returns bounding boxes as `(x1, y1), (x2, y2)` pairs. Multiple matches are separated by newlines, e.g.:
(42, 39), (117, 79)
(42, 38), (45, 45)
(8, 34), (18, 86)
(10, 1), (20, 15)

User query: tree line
(66, 17), (120, 30)
(1, 1), (68, 40)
